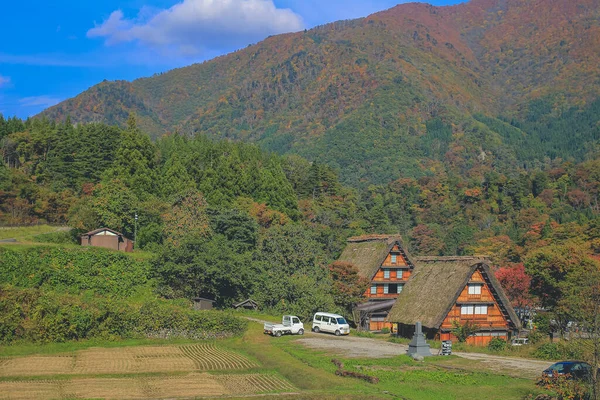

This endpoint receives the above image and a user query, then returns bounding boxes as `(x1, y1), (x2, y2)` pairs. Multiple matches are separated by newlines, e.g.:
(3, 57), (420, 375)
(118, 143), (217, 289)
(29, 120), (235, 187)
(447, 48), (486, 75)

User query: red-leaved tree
(495, 263), (534, 318)
(328, 261), (370, 315)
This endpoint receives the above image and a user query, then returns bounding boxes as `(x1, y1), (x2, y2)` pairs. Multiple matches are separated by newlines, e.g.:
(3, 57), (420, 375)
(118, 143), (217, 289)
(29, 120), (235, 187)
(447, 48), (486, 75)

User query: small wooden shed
(233, 299), (259, 310)
(192, 297), (216, 311)
(80, 228), (134, 252)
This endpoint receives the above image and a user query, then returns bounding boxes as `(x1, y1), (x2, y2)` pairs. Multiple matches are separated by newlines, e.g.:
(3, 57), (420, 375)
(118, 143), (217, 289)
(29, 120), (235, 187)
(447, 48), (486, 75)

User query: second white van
(312, 312), (350, 336)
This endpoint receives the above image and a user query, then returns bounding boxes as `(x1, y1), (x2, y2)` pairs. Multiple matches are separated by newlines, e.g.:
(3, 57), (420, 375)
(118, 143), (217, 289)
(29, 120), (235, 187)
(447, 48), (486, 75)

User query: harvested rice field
(0, 373), (297, 399)
(0, 344), (258, 377)
(0, 343), (296, 399)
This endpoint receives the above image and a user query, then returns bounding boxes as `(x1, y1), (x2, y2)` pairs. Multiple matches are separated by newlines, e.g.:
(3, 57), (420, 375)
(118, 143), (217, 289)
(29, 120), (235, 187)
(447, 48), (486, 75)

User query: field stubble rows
(0, 344), (257, 377)
(0, 373), (296, 399)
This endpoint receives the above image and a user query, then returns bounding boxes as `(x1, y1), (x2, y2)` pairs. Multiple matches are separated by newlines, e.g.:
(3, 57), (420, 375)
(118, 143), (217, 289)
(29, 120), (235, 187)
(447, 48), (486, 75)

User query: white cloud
(19, 95), (62, 108)
(0, 53), (99, 67)
(0, 75), (10, 87)
(87, 0), (304, 55)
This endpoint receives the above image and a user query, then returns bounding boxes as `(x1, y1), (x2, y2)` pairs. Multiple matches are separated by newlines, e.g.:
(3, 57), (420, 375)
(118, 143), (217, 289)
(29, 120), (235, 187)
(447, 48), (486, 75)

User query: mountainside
(40, 0), (600, 185)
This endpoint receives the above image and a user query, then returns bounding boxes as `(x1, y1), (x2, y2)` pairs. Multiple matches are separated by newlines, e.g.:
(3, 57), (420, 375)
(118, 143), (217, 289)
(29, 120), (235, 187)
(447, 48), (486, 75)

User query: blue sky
(0, 0), (463, 118)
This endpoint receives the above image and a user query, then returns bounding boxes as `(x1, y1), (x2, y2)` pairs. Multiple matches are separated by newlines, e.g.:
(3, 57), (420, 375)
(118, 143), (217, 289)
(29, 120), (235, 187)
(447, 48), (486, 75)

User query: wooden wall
(439, 332), (508, 346)
(439, 268), (511, 345)
(365, 245), (412, 299)
(369, 320), (395, 332)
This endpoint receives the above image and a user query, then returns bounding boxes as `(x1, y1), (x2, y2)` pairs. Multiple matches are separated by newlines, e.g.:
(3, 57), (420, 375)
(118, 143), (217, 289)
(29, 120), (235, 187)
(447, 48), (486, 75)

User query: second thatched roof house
(387, 257), (521, 346)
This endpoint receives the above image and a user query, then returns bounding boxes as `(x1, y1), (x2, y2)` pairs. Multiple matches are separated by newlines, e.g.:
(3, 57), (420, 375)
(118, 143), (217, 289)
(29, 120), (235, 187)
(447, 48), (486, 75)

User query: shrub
(451, 320), (480, 342)
(380, 327), (391, 334)
(534, 343), (561, 360)
(353, 330), (375, 338)
(537, 372), (590, 400)
(0, 285), (247, 344)
(527, 329), (545, 344)
(533, 342), (584, 360)
(33, 230), (78, 245)
(488, 337), (507, 351)
(0, 246), (152, 297)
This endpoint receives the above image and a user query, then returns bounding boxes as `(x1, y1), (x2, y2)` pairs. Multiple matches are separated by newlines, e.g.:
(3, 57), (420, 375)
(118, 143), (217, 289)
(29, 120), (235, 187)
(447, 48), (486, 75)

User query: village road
(247, 318), (553, 378)
(295, 334), (554, 379)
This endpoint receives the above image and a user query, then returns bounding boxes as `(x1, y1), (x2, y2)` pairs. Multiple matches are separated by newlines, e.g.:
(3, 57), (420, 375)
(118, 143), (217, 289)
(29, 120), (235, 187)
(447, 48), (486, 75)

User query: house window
(461, 305), (474, 315)
(388, 284), (398, 294)
(383, 284), (389, 294)
(391, 254), (397, 264)
(398, 284), (404, 294)
(370, 285), (377, 295)
(383, 269), (390, 279)
(468, 284), (482, 295)
(396, 270), (403, 279)
(475, 305), (488, 315)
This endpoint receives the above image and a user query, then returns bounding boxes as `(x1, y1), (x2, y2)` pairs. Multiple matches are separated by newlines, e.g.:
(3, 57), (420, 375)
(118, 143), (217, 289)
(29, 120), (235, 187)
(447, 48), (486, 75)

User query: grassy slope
(0, 225), (65, 241)
(0, 225), (155, 261)
(0, 321), (549, 399)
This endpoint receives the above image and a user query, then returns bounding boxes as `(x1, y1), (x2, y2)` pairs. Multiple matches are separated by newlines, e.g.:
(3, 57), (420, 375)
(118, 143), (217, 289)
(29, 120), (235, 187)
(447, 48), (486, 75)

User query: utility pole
(134, 212), (138, 249)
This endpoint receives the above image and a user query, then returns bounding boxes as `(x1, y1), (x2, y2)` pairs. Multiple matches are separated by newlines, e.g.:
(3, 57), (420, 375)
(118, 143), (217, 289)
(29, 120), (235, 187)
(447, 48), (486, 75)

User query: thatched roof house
(388, 257), (521, 346)
(337, 235), (415, 279)
(339, 235), (415, 331)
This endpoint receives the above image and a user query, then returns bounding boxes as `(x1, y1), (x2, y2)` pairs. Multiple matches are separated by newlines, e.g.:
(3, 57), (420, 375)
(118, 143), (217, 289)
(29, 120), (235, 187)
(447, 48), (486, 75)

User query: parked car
(312, 312), (350, 336)
(263, 315), (304, 337)
(542, 361), (596, 381)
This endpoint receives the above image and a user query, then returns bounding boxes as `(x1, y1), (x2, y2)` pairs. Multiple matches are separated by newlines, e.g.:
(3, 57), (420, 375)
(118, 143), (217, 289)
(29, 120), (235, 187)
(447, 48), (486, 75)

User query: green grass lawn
(0, 225), (66, 241)
(221, 323), (550, 399)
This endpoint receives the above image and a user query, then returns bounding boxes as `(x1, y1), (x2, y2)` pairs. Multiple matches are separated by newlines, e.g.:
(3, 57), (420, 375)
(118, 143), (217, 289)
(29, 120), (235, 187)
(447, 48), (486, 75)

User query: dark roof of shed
(355, 299), (397, 313)
(192, 297), (216, 303)
(387, 257), (521, 331)
(337, 235), (414, 279)
(233, 299), (258, 307)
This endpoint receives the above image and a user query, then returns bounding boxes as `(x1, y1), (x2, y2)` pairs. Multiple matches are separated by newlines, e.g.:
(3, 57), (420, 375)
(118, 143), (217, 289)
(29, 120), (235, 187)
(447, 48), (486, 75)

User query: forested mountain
(38, 0), (600, 186)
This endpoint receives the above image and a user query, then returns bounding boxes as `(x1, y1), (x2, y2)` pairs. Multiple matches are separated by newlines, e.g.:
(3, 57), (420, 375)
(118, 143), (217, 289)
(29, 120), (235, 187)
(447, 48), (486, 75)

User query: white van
(312, 312), (350, 336)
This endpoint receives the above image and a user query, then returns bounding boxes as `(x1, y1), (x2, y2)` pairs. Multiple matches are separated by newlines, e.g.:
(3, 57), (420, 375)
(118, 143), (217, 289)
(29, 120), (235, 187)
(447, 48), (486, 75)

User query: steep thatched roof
(337, 235), (413, 279)
(387, 257), (520, 331)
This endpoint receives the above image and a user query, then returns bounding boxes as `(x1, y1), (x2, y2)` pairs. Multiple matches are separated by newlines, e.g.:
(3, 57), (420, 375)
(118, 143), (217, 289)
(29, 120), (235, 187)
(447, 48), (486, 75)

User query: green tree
(152, 235), (255, 305)
(162, 191), (211, 247)
(328, 261), (370, 316)
(104, 115), (157, 198)
(69, 179), (139, 237)
(252, 223), (336, 318)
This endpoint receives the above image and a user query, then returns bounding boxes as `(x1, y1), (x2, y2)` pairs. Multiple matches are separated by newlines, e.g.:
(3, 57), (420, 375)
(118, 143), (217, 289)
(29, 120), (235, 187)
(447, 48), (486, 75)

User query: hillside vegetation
(38, 0), (600, 185)
(1, 115), (599, 342)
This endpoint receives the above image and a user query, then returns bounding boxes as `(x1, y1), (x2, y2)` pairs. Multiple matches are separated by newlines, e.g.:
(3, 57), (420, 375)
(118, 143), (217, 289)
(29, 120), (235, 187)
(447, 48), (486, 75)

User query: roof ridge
(347, 234), (403, 243)
(415, 256), (489, 262)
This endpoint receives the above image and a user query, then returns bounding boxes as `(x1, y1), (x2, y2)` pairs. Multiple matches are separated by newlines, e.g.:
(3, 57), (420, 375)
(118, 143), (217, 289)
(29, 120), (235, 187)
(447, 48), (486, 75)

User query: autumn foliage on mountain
(38, 0), (600, 187)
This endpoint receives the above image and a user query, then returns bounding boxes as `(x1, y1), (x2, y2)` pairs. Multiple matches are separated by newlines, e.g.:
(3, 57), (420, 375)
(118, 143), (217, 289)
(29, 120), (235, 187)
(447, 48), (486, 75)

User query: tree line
(1, 114), (599, 325)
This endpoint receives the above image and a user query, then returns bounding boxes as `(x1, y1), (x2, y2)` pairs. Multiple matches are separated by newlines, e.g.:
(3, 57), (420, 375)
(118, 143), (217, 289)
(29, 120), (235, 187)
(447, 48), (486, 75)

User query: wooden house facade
(338, 235), (415, 332)
(387, 257), (520, 346)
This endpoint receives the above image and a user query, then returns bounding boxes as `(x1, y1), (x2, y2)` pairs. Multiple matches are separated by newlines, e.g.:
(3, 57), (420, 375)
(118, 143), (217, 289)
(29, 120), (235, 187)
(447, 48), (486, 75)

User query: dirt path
(247, 318), (553, 378)
(451, 351), (553, 378)
(295, 334), (553, 378)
